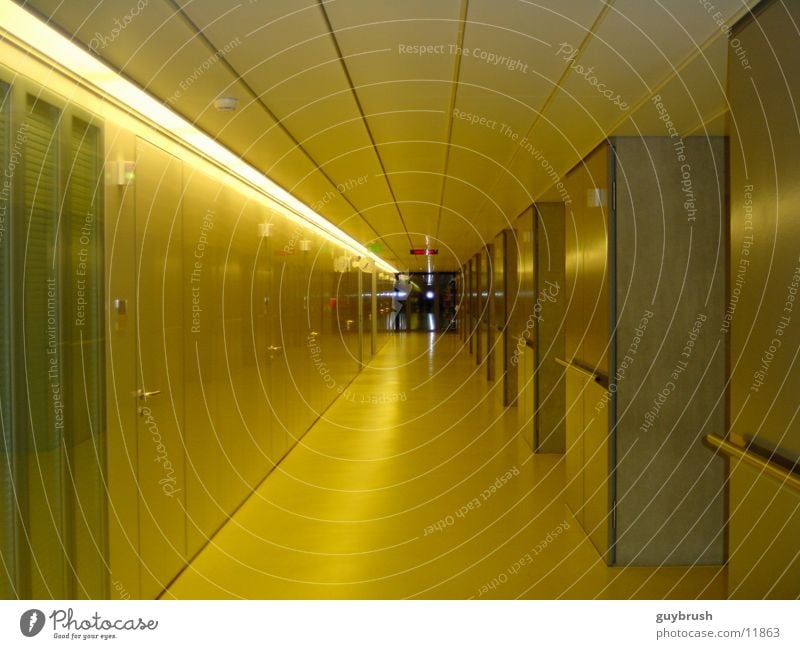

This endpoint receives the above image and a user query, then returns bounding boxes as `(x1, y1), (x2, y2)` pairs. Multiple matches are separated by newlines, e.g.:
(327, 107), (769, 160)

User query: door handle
(136, 389), (162, 400)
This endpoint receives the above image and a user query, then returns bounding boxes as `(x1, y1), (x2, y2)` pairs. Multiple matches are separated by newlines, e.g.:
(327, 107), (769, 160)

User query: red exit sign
(410, 248), (438, 255)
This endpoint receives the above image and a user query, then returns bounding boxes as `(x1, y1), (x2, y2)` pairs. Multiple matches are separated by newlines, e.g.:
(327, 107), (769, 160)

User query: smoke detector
(213, 96), (239, 112)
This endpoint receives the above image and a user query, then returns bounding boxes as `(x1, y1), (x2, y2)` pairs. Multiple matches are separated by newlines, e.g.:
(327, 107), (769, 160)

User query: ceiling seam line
(315, 0), (416, 255)
(684, 106), (729, 136)
(518, 0), (615, 144)
(166, 0), (404, 264)
(433, 0), (470, 244)
(470, 0), (615, 221)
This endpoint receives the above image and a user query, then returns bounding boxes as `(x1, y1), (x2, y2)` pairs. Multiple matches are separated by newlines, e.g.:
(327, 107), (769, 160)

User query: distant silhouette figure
(393, 274), (411, 330)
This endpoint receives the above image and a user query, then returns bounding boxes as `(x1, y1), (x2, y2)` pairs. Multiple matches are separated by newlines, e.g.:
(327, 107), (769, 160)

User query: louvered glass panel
(23, 94), (67, 598)
(65, 117), (106, 598)
(0, 82), (15, 599)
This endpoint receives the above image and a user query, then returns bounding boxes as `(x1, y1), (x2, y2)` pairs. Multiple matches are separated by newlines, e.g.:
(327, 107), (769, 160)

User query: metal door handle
(137, 389), (162, 400)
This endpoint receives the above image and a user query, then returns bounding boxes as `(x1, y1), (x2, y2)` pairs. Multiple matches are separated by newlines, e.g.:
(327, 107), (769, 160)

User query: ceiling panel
(323, 0), (462, 93)
(383, 166), (443, 205)
(462, 0), (605, 100)
(362, 111), (449, 248)
(323, 0), (462, 262)
(451, 84), (538, 158)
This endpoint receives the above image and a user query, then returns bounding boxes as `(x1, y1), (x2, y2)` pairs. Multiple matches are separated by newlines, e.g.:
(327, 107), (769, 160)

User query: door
(134, 138), (186, 598)
(281, 231), (312, 448)
(265, 220), (288, 462)
(181, 168), (225, 553)
(221, 189), (266, 498)
(250, 208), (273, 474)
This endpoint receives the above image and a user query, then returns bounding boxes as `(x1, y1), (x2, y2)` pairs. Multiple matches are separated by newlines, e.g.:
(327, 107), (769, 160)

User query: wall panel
(728, 0), (800, 461)
(565, 147), (611, 376)
(724, 0), (800, 597)
(510, 209), (534, 449)
(534, 203), (566, 453)
(613, 136), (726, 565)
(563, 138), (725, 564)
(499, 230), (518, 407)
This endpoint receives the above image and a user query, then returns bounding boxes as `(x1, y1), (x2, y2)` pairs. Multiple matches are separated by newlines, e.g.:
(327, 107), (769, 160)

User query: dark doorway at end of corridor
(389, 272), (458, 333)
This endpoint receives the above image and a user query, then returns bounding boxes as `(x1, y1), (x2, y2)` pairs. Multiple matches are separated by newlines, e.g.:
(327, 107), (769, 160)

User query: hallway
(3, 0), (800, 609)
(166, 334), (725, 599)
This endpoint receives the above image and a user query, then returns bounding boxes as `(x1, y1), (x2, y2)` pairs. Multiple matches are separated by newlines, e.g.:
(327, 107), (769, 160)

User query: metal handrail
(705, 434), (800, 493)
(554, 357), (609, 387)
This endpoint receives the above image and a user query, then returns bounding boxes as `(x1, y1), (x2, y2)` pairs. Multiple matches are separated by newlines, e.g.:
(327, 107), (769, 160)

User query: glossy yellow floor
(165, 333), (726, 599)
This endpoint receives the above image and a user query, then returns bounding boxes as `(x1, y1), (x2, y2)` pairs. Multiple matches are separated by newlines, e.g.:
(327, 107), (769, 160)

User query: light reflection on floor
(165, 334), (727, 599)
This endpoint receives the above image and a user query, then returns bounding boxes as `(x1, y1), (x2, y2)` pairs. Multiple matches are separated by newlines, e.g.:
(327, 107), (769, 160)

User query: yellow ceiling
(19, 0), (757, 270)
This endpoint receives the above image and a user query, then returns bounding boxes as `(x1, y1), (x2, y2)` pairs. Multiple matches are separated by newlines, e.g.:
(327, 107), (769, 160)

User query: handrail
(705, 434), (800, 493)
(554, 357), (609, 388)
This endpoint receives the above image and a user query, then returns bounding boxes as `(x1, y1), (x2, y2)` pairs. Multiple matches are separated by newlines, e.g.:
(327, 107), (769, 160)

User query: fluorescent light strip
(0, 0), (399, 275)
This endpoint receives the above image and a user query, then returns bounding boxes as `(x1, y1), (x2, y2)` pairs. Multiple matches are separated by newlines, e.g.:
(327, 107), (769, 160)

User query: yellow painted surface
(166, 334), (725, 599)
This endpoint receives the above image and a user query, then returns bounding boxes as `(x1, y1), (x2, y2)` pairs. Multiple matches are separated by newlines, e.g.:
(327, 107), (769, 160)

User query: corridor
(2, 0), (799, 610)
(166, 334), (724, 599)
